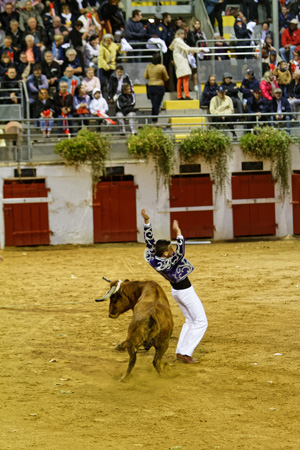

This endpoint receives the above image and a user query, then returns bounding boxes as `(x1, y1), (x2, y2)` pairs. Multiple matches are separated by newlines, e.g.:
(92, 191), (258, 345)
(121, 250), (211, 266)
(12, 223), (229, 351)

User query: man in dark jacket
(107, 65), (134, 103)
(246, 88), (269, 130)
(240, 69), (260, 106)
(98, 0), (125, 34)
(1, 65), (21, 104)
(220, 72), (243, 115)
(116, 83), (137, 134)
(0, 3), (19, 32)
(6, 19), (23, 54)
(270, 88), (291, 133)
(41, 51), (61, 90)
(233, 15), (251, 59)
(53, 80), (74, 134)
(125, 9), (147, 43)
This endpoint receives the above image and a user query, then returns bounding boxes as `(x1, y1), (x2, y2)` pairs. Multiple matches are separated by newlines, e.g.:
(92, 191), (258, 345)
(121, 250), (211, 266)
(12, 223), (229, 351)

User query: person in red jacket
(280, 18), (300, 62)
(260, 70), (279, 107)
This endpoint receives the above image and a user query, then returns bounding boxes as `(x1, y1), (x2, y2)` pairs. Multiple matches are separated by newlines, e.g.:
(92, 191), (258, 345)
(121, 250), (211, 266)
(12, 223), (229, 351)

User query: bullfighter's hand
(141, 209), (150, 223)
(172, 220), (182, 236)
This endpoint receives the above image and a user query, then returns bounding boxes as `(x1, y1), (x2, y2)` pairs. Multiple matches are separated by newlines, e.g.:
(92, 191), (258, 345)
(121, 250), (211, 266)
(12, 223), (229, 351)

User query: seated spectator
(273, 61), (292, 98)
(23, 34), (41, 64)
(0, 35), (15, 60)
(254, 22), (273, 45)
(98, 0), (125, 35)
(116, 83), (137, 135)
(19, 0), (44, 32)
(246, 88), (269, 130)
(34, 88), (54, 137)
(53, 80), (74, 134)
(270, 88), (291, 133)
(290, 50), (300, 72)
(78, 7), (102, 37)
(60, 4), (76, 31)
(84, 34), (99, 69)
(200, 74), (218, 108)
(214, 34), (229, 61)
(220, 72), (243, 115)
(209, 86), (237, 139)
(27, 63), (49, 105)
(7, 19), (22, 54)
(0, 51), (11, 76)
(62, 48), (83, 76)
(16, 51), (31, 80)
(23, 16), (49, 51)
(260, 70), (279, 104)
(60, 66), (81, 94)
(90, 87), (109, 129)
(42, 4), (54, 33)
(280, 19), (300, 63)
(52, 34), (67, 65)
(41, 50), (61, 91)
(262, 49), (282, 74)
(81, 66), (100, 97)
(0, 2), (19, 32)
(288, 68), (300, 118)
(1, 65), (21, 104)
(107, 65), (133, 103)
(69, 20), (88, 52)
(98, 33), (121, 91)
(48, 16), (69, 42)
(73, 84), (91, 126)
(240, 69), (260, 106)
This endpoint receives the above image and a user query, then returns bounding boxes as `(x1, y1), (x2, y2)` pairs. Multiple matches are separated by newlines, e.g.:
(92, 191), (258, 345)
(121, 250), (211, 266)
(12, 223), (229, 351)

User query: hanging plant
(127, 125), (175, 191)
(54, 127), (111, 187)
(239, 126), (292, 197)
(178, 128), (233, 193)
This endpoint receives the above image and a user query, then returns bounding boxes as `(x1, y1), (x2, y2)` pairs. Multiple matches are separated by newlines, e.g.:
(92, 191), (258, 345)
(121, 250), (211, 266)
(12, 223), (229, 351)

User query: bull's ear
(124, 279), (130, 282)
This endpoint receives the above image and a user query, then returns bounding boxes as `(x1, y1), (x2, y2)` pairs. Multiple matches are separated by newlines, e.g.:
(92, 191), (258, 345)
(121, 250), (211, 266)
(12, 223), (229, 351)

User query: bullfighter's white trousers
(171, 285), (208, 357)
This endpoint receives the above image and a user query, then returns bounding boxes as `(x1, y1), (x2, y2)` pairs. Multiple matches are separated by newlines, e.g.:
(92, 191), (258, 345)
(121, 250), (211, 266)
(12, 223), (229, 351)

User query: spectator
(34, 88), (54, 137)
(273, 61), (292, 98)
(41, 50), (61, 90)
(290, 50), (300, 72)
(233, 14), (251, 59)
(200, 74), (218, 108)
(260, 70), (279, 102)
(206, 0), (224, 37)
(280, 19), (300, 63)
(81, 66), (100, 97)
(23, 34), (41, 64)
(125, 9), (147, 44)
(42, 3), (54, 33)
(84, 34), (99, 69)
(78, 7), (102, 36)
(16, 51), (32, 80)
(0, 21), (5, 47)
(98, 33), (120, 90)
(48, 16), (69, 42)
(190, 19), (208, 47)
(60, 66), (81, 95)
(209, 86), (237, 139)
(270, 88), (291, 133)
(62, 48), (83, 76)
(53, 80), (74, 134)
(262, 49), (282, 74)
(52, 34), (67, 65)
(0, 35), (15, 60)
(279, 5), (291, 37)
(220, 72), (243, 115)
(0, 51), (11, 76)
(0, 2), (18, 32)
(116, 83), (137, 135)
(258, 0), (272, 23)
(144, 52), (169, 123)
(161, 12), (174, 85)
(19, 0), (44, 32)
(1, 65), (21, 104)
(254, 22), (273, 45)
(291, 0), (300, 22)
(98, 0), (125, 35)
(169, 29), (205, 100)
(27, 63), (48, 106)
(214, 33), (230, 61)
(107, 64), (133, 103)
(182, 22), (195, 48)
(240, 69), (260, 106)
(288, 68), (300, 118)
(6, 19), (22, 54)
(73, 84), (91, 126)
(23, 16), (49, 50)
(89, 87), (109, 128)
(246, 88), (269, 130)
(69, 20), (88, 51)
(60, 4), (76, 31)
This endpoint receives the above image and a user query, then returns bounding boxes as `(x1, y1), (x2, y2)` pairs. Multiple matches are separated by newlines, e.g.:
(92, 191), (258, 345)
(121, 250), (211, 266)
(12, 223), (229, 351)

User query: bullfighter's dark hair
(155, 239), (171, 257)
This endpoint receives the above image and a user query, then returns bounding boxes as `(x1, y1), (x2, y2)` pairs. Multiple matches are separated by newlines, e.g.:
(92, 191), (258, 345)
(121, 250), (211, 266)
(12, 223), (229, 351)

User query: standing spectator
(98, 0), (125, 35)
(0, 2), (18, 32)
(240, 69), (260, 106)
(270, 88), (291, 133)
(240, 0), (258, 23)
(34, 88), (54, 137)
(27, 63), (48, 105)
(161, 12), (174, 87)
(98, 33), (120, 91)
(124, 9), (147, 59)
(107, 64), (133, 103)
(41, 50), (61, 91)
(220, 72), (243, 115)
(84, 34), (99, 69)
(19, 0), (44, 32)
(53, 81), (74, 134)
(288, 68), (300, 118)
(144, 52), (169, 123)
(169, 29), (205, 100)
(200, 74), (219, 108)
(258, 0), (272, 23)
(7, 19), (23, 54)
(279, 5), (291, 38)
(233, 14), (251, 59)
(260, 70), (279, 103)
(1, 65), (21, 104)
(78, 7), (102, 37)
(69, 20), (88, 52)
(23, 34), (41, 64)
(59, 66), (81, 94)
(280, 19), (300, 63)
(209, 86), (237, 139)
(206, 0), (224, 37)
(81, 66), (100, 97)
(116, 83), (137, 135)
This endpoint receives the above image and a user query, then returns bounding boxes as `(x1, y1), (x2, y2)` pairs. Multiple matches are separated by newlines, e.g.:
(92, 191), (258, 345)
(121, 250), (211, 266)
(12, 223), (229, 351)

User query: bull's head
(95, 278), (132, 319)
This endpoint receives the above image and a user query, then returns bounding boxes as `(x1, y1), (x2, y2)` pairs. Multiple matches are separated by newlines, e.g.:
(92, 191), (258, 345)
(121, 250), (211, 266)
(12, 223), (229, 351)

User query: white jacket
(90, 89), (108, 115)
(169, 37), (202, 78)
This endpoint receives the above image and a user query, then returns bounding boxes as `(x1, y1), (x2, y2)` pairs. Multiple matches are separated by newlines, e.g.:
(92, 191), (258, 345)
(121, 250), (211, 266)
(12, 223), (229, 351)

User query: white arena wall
(0, 144), (300, 248)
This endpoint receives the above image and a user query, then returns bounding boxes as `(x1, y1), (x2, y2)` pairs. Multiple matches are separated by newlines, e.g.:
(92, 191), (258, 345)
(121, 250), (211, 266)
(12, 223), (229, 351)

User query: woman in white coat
(169, 29), (205, 100)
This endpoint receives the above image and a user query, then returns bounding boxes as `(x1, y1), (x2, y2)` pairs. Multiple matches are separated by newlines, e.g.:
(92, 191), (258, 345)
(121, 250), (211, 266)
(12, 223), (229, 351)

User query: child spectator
(273, 61), (292, 98)
(73, 84), (91, 127)
(34, 88), (54, 137)
(116, 83), (137, 135)
(89, 87), (109, 130)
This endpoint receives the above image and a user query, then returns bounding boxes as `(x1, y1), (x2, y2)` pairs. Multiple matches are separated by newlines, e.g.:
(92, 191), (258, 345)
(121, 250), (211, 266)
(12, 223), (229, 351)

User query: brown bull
(96, 280), (174, 380)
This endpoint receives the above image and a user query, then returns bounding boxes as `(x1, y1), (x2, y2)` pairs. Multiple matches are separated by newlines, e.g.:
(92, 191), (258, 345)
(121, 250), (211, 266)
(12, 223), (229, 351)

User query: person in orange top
(280, 18), (300, 62)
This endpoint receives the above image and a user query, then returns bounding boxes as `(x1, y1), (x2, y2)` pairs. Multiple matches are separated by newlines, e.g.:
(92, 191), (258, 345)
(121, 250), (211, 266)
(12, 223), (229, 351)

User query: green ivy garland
(178, 128), (233, 193)
(239, 126), (292, 197)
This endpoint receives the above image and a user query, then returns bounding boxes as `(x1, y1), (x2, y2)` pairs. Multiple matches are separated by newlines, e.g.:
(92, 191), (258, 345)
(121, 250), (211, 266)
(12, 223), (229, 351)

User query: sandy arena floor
(0, 239), (300, 450)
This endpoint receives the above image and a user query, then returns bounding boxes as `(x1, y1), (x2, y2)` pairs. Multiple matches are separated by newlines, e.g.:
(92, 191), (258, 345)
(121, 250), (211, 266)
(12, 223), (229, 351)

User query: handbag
(77, 107), (89, 115)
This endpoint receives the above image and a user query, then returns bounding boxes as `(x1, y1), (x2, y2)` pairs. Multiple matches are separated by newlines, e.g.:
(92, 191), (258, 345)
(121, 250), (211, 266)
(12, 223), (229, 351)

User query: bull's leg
(153, 341), (169, 374)
(120, 341), (137, 382)
(115, 340), (127, 351)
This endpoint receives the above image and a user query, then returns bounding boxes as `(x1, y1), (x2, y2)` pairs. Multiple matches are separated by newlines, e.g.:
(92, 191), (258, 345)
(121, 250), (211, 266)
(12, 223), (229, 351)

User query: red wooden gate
(170, 175), (214, 239)
(93, 180), (137, 242)
(292, 173), (300, 235)
(231, 173), (276, 237)
(3, 180), (50, 246)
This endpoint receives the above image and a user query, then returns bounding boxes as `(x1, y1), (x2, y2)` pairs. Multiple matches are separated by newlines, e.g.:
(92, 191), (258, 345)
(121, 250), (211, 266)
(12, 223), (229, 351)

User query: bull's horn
(95, 279), (122, 303)
(103, 277), (111, 282)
